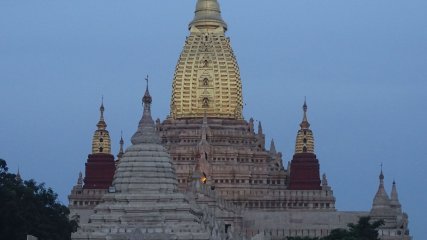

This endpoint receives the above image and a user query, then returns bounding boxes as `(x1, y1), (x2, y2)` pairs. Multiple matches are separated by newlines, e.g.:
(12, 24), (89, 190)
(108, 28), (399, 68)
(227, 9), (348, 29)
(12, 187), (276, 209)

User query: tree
(0, 159), (78, 240)
(347, 216), (384, 240)
(287, 216), (384, 240)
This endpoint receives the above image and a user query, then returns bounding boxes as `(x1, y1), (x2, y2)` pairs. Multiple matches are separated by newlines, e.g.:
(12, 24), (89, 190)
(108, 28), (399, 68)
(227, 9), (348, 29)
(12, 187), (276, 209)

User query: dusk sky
(0, 0), (426, 238)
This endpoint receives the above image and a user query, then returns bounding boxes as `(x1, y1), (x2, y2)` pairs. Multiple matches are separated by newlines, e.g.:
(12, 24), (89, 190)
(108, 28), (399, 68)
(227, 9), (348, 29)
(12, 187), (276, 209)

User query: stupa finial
(189, 0), (228, 31)
(97, 97), (107, 130)
(300, 97), (310, 129)
(131, 77), (160, 145)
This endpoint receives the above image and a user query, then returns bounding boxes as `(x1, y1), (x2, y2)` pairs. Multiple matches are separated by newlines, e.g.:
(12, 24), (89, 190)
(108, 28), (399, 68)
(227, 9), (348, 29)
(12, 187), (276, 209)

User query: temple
(69, 0), (412, 239)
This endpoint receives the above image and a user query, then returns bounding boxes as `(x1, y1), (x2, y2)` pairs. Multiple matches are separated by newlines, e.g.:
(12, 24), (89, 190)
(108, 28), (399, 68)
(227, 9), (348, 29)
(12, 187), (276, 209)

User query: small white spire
(270, 139), (276, 154)
(77, 172), (83, 186)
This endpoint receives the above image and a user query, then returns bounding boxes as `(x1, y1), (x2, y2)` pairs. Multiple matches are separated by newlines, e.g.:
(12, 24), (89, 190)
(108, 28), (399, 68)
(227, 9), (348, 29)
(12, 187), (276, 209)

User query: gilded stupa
(170, 0), (243, 119)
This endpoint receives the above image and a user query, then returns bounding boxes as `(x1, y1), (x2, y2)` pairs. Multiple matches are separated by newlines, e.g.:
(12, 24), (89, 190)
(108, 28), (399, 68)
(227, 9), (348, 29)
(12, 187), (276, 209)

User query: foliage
(287, 237), (319, 240)
(286, 216), (384, 240)
(0, 159), (78, 240)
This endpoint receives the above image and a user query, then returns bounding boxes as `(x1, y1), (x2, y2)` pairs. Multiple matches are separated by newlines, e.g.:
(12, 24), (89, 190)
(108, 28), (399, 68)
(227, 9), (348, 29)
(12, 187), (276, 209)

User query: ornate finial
(100, 95), (105, 116)
(97, 98), (107, 130)
(189, 0), (228, 31)
(380, 163), (384, 181)
(131, 77), (160, 145)
(145, 75), (149, 90)
(120, 131), (124, 145)
(300, 98), (310, 129)
(143, 75), (152, 106)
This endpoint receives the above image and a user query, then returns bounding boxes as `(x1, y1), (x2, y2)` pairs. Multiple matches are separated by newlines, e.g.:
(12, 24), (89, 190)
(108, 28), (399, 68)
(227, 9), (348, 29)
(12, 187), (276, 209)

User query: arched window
(99, 147), (104, 153)
(202, 97), (209, 108)
(303, 146), (307, 152)
(203, 78), (209, 86)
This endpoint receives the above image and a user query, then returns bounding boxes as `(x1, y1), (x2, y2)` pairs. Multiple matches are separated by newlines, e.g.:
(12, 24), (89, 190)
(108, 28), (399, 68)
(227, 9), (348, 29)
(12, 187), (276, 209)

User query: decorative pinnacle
(117, 131), (125, 159)
(258, 121), (263, 135)
(189, 0), (228, 31)
(131, 76), (160, 145)
(16, 167), (22, 181)
(270, 139), (276, 154)
(300, 98), (310, 129)
(143, 75), (152, 105)
(120, 131), (124, 145)
(77, 172), (83, 186)
(97, 98), (107, 130)
(380, 163), (384, 181)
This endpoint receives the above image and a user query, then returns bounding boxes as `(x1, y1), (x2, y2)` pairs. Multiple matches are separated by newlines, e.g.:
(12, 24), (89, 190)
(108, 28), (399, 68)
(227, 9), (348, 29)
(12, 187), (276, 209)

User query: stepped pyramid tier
(170, 0), (243, 119)
(72, 84), (231, 240)
(288, 100), (321, 190)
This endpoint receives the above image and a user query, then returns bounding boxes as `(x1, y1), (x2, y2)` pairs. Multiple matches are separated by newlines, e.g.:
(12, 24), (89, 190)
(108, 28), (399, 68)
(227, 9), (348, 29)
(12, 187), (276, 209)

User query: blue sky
(0, 0), (426, 238)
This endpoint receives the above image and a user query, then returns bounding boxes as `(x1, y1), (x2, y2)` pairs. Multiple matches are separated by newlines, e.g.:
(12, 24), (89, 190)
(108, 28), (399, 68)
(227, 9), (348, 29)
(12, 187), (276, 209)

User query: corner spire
(371, 167), (391, 215)
(16, 167), (22, 182)
(390, 180), (402, 212)
(131, 76), (160, 145)
(258, 121), (263, 135)
(117, 131), (125, 160)
(270, 139), (276, 154)
(189, 0), (227, 31)
(77, 172), (83, 186)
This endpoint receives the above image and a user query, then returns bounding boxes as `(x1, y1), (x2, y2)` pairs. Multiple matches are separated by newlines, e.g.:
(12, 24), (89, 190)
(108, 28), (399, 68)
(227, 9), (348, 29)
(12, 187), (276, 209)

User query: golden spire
(294, 99), (315, 154)
(91, 99), (112, 154)
(170, 0), (243, 119)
